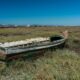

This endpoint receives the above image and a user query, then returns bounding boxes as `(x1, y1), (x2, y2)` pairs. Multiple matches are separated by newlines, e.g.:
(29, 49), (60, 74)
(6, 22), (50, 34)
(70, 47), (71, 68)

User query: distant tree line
(0, 24), (80, 28)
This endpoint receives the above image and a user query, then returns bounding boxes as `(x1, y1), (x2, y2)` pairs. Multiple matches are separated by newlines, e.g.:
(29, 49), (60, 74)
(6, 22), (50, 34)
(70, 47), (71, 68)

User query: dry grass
(0, 26), (79, 52)
(0, 27), (79, 42)
(0, 49), (80, 80)
(0, 27), (80, 80)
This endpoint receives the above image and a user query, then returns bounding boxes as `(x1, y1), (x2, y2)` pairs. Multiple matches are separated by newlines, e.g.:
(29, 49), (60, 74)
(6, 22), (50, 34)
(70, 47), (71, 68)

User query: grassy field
(0, 27), (80, 52)
(0, 27), (79, 42)
(0, 27), (80, 80)
(0, 50), (80, 80)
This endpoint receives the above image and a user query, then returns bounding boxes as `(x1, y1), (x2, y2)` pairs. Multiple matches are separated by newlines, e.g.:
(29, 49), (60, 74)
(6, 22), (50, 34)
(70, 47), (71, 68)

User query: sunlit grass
(0, 49), (80, 80)
(0, 27), (79, 42)
(0, 27), (80, 80)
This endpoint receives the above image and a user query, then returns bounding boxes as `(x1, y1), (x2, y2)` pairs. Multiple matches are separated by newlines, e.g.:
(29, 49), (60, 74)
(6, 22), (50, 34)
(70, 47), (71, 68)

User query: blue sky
(0, 0), (80, 25)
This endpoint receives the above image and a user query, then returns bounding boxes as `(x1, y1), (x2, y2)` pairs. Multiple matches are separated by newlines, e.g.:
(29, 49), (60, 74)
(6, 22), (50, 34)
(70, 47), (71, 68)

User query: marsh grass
(0, 27), (80, 80)
(0, 49), (80, 80)
(0, 27), (79, 42)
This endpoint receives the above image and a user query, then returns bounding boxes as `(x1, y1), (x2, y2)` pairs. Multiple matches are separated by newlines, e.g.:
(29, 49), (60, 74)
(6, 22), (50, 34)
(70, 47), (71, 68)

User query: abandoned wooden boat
(0, 34), (67, 60)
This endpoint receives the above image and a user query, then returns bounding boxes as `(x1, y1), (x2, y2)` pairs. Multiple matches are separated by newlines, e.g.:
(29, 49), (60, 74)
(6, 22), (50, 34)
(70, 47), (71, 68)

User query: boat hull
(5, 41), (65, 60)
(0, 35), (66, 60)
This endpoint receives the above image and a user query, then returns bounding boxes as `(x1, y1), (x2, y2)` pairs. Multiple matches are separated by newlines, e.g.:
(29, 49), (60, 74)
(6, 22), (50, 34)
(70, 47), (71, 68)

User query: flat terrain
(0, 27), (80, 80)
(0, 27), (80, 42)
(0, 26), (80, 52)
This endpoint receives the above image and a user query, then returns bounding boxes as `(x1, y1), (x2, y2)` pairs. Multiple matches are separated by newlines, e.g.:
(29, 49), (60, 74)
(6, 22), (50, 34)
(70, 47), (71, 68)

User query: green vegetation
(0, 49), (80, 80)
(0, 27), (80, 80)
(0, 27), (79, 42)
